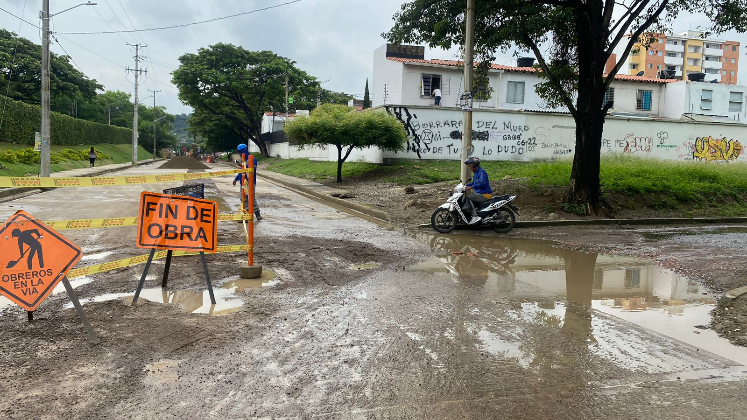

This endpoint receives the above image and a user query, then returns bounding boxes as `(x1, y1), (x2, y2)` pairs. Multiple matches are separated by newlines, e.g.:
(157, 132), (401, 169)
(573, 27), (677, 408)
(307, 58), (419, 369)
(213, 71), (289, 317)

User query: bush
(0, 94), (131, 146)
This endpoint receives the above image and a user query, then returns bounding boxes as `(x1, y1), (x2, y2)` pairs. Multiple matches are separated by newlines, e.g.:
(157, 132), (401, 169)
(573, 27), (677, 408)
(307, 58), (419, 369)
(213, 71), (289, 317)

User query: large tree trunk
(249, 133), (270, 157)
(568, 3), (608, 215)
(336, 145), (343, 183)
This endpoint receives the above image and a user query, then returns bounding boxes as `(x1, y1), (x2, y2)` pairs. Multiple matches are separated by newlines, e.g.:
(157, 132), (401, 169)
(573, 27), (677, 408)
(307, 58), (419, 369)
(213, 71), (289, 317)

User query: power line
(93, 5), (130, 44)
(0, 6), (40, 29)
(103, 0), (139, 44)
(52, 35), (85, 75)
(54, 34), (127, 68)
(117, 0), (148, 46)
(56, 0), (304, 35)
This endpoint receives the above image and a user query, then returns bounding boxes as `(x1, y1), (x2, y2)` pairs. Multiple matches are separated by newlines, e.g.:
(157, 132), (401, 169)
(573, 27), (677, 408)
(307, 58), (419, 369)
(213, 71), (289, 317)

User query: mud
(3, 162), (747, 418)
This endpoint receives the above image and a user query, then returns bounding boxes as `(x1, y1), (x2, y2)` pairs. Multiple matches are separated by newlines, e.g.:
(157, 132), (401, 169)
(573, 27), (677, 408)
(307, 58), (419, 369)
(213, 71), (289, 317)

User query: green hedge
(0, 95), (132, 146)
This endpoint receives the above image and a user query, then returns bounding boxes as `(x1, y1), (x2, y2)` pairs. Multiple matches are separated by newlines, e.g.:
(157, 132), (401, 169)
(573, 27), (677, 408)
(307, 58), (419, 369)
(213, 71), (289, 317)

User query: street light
(40, 1), (96, 177)
(316, 79), (331, 108)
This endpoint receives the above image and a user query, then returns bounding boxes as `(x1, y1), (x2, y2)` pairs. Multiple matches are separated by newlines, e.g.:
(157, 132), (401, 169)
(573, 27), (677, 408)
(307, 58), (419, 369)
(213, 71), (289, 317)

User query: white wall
(248, 142), (383, 163)
(261, 115), (288, 133)
(380, 105), (746, 163)
(372, 45), (404, 107)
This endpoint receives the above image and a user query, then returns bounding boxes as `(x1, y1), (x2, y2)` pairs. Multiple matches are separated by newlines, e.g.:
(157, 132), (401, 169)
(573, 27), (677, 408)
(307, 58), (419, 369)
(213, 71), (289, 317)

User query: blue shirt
(234, 154), (257, 185)
(466, 167), (492, 194)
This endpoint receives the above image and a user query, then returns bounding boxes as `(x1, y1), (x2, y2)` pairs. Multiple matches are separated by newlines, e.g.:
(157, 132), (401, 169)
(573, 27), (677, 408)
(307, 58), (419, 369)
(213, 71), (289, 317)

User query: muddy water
(408, 232), (747, 368)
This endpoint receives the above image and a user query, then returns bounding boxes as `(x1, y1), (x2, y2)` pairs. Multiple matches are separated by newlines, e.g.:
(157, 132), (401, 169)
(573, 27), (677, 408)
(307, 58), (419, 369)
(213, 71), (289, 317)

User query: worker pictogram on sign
(0, 210), (81, 311)
(0, 210), (98, 343)
(137, 192), (217, 252)
(133, 192), (219, 306)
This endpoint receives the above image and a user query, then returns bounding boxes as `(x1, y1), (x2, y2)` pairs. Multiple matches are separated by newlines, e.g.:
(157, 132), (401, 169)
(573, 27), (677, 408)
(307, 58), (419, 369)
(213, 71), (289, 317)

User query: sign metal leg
(61, 277), (100, 344)
(200, 251), (216, 305)
(132, 249), (156, 304)
(27, 311), (33, 321)
(161, 250), (173, 289)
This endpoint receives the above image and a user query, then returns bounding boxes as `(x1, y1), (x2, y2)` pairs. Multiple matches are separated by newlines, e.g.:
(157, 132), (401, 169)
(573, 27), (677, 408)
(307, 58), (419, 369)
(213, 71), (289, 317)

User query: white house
(372, 44), (747, 122)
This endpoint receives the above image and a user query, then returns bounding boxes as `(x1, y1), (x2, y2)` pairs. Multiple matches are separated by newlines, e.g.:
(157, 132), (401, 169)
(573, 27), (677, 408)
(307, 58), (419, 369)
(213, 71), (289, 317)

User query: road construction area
(2, 160), (747, 418)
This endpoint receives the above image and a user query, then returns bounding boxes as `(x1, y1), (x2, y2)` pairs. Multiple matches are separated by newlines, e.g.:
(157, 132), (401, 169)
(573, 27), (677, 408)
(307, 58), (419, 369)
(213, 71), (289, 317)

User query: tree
(363, 79), (371, 109)
(172, 44), (318, 156)
(0, 29), (101, 110)
(284, 104), (407, 182)
(386, 1), (747, 214)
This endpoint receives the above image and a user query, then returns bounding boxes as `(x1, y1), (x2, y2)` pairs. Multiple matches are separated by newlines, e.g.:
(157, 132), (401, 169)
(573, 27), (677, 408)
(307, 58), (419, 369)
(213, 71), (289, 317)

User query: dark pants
(466, 193), (487, 216)
(89, 158), (95, 167)
(435, 96), (441, 106)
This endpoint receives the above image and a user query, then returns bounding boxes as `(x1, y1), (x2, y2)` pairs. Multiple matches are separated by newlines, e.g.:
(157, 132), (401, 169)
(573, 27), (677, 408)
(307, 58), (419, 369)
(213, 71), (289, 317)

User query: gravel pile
(158, 156), (210, 170)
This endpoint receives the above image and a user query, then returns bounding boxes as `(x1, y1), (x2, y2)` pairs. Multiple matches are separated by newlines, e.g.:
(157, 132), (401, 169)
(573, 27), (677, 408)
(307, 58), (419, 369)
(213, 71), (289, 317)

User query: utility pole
(285, 72), (289, 118)
(316, 85), (321, 108)
(40, 0), (51, 177)
(460, 0), (475, 184)
(149, 89), (161, 161)
(127, 44), (147, 165)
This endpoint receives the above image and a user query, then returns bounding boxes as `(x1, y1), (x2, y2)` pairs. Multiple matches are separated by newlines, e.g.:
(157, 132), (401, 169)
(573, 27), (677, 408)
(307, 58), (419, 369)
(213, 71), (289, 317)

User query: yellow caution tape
(0, 168), (252, 188)
(67, 244), (250, 279)
(37, 213), (251, 231)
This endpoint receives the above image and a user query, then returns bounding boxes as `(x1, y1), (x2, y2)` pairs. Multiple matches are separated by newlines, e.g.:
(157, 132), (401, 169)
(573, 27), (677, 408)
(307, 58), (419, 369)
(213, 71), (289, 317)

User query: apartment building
(625, 30), (740, 84)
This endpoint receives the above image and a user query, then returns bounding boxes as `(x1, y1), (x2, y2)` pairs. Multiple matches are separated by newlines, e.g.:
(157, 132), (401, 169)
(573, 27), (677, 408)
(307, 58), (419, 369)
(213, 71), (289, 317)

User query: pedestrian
(432, 87), (442, 106)
(233, 143), (262, 221)
(88, 147), (97, 167)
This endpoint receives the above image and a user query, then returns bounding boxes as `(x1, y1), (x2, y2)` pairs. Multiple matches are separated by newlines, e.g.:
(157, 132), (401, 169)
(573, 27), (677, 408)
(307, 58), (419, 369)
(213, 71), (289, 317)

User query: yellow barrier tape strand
(37, 213), (250, 231)
(67, 245), (250, 279)
(0, 168), (253, 188)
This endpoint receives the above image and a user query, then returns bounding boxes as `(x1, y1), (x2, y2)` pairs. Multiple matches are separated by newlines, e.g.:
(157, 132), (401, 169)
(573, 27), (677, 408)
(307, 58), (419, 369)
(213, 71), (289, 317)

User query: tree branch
(608, 0), (665, 56)
(342, 144), (355, 163)
(605, 0), (669, 89)
(521, 34), (578, 118)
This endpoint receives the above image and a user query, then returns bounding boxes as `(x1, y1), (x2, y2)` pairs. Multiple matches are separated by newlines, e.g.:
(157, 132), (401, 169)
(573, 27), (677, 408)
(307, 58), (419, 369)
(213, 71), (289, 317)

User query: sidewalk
(258, 171), (391, 222)
(0, 159), (163, 201)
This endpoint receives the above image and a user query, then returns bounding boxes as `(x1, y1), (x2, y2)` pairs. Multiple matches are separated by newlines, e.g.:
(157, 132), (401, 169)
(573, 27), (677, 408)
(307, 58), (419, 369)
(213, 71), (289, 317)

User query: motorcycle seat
(476, 195), (511, 209)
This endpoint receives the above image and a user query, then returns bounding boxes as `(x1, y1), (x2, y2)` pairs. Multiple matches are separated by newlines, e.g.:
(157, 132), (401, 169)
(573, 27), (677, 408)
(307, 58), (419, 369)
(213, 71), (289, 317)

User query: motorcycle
(430, 182), (519, 234)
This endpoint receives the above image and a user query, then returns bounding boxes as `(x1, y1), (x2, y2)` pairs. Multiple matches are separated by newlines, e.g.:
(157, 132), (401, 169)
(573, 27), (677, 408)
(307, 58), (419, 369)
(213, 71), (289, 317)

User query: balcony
(664, 56), (682, 66)
(704, 47), (724, 57)
(703, 60), (722, 70)
(665, 44), (684, 53)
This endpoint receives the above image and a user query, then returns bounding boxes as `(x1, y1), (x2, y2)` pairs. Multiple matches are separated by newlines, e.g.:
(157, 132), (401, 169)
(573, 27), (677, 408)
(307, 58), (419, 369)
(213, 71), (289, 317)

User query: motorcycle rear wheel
(431, 208), (457, 233)
(491, 208), (516, 233)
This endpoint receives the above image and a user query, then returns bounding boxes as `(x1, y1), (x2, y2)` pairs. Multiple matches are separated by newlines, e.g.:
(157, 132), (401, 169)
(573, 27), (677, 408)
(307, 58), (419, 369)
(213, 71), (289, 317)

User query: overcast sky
(1, 0), (745, 115)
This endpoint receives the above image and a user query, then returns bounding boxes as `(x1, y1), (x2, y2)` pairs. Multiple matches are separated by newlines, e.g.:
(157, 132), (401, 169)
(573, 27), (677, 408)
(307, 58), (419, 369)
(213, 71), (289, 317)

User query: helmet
(237, 144), (248, 152)
(464, 156), (480, 167)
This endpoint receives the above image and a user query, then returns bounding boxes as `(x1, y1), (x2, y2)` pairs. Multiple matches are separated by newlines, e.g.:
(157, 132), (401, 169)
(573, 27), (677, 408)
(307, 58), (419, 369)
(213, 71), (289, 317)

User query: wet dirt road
(2, 163), (747, 418)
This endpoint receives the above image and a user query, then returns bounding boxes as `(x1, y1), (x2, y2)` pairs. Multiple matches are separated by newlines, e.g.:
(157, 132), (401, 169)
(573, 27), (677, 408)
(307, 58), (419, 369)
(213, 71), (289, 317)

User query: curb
(258, 172), (391, 222)
(0, 159), (166, 200)
(417, 216), (747, 229)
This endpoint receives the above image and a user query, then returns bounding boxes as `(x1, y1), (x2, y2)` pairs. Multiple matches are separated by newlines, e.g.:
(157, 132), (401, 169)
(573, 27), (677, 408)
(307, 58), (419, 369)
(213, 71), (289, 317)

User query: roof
(386, 57), (676, 84)
(264, 112), (296, 117)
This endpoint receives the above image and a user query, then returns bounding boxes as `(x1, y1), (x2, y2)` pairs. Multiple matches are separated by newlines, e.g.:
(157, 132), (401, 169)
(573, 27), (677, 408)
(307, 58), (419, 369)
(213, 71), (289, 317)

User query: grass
(265, 155), (747, 206)
(0, 143), (154, 177)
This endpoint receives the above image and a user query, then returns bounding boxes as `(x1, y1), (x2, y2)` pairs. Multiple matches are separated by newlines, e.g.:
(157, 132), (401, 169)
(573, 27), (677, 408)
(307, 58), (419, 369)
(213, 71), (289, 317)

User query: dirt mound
(158, 156), (210, 170)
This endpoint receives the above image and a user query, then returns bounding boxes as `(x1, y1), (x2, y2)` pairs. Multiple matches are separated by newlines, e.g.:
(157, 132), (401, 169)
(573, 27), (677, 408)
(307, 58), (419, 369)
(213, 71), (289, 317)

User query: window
(723, 70), (728, 75)
(734, 45), (738, 52)
(732, 71), (736, 76)
(603, 87), (615, 108)
(636, 90), (652, 111)
(659, 39), (664, 44)
(725, 45), (729, 50)
(658, 51), (663, 56)
(506, 81), (525, 104)
(729, 92), (743, 112)
(624, 269), (641, 289)
(732, 58), (736, 64)
(474, 80), (490, 102)
(667, 40), (678, 45)
(701, 89), (713, 110)
(666, 52), (677, 57)
(723, 58), (727, 63)
(649, 50), (654, 55)
(630, 64), (639, 70)
(657, 65), (661, 69)
(705, 68), (719, 74)
(421, 74), (441, 97)
(648, 63), (653, 69)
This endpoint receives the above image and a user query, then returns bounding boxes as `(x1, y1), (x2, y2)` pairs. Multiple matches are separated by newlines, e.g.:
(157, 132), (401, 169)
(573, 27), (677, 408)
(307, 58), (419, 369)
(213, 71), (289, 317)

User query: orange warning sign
(0, 210), (82, 311)
(137, 192), (217, 252)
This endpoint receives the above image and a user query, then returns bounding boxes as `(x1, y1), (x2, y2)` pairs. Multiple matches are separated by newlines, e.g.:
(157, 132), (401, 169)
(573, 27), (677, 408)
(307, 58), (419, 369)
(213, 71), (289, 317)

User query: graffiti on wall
(385, 106), (530, 160)
(692, 136), (743, 162)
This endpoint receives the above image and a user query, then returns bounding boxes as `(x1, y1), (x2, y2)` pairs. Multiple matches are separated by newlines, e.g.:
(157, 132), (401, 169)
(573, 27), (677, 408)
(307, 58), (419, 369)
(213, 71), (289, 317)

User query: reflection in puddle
(409, 233), (747, 369)
(351, 262), (382, 271)
(61, 270), (278, 316)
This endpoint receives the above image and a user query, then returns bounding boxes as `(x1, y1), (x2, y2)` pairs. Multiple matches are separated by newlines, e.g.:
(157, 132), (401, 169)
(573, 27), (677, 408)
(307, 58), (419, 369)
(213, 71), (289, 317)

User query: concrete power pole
(127, 44), (146, 165)
(460, 0), (475, 184)
(285, 72), (289, 118)
(316, 85), (321, 108)
(149, 89), (160, 161)
(40, 0), (51, 177)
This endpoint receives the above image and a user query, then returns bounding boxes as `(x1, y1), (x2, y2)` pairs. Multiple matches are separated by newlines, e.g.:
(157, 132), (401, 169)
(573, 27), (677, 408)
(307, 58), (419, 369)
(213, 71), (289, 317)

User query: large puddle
(409, 233), (747, 368)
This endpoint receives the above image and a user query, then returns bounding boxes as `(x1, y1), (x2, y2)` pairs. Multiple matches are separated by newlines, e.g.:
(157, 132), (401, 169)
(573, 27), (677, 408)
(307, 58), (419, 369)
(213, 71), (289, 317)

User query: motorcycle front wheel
(491, 208), (516, 233)
(431, 208), (457, 233)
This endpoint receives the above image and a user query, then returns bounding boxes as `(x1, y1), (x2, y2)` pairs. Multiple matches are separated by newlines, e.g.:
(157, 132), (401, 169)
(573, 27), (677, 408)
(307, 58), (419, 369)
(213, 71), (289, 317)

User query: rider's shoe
(468, 216), (482, 225)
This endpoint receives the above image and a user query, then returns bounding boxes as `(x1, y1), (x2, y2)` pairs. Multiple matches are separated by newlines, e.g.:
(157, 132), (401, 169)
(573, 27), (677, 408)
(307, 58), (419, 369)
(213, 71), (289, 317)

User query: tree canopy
(387, 0), (747, 214)
(284, 104), (406, 182)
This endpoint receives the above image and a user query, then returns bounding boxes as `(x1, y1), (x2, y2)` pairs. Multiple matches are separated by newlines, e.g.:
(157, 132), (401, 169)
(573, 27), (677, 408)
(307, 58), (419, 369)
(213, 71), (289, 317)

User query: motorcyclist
(464, 156), (492, 225)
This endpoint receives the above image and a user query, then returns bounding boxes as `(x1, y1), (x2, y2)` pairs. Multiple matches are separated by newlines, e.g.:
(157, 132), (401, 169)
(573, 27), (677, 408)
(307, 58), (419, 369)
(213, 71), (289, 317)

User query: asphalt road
(1, 162), (747, 419)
